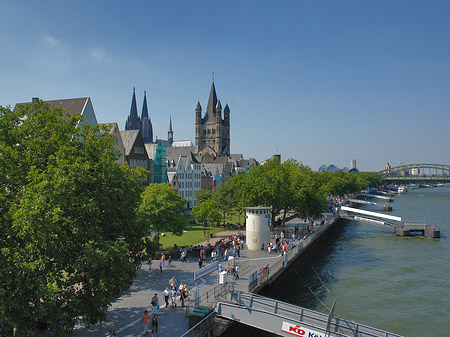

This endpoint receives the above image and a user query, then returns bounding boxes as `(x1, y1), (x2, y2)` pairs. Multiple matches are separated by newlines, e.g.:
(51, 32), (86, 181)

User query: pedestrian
(168, 255), (172, 265)
(211, 249), (216, 262)
(180, 286), (187, 307)
(151, 293), (159, 312)
(108, 328), (117, 337)
(161, 254), (165, 267)
(169, 276), (177, 289)
(198, 257), (203, 268)
(159, 258), (163, 273)
(261, 242), (265, 250)
(140, 309), (151, 335)
(151, 313), (159, 336)
(237, 245), (240, 258)
(171, 286), (177, 307)
(235, 264), (239, 279)
(148, 258), (152, 274)
(164, 287), (170, 308)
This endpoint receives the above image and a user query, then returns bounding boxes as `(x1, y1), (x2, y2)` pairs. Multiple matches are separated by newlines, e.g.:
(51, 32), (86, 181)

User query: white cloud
(44, 34), (60, 45)
(90, 49), (106, 60)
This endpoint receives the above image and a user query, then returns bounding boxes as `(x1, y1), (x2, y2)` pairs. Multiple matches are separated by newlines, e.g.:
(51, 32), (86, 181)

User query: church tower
(125, 87), (141, 131)
(140, 91), (153, 143)
(125, 88), (154, 144)
(194, 81), (230, 157)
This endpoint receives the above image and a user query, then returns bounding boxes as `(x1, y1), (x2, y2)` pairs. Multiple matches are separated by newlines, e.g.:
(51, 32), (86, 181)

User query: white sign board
(194, 261), (219, 281)
(281, 322), (324, 337)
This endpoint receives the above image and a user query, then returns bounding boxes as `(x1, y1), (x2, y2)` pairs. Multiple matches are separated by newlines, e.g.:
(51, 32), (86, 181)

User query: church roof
(224, 104), (230, 113)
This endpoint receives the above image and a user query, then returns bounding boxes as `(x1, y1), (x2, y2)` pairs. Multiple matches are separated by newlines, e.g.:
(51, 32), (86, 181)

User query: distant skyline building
(125, 88), (154, 144)
(195, 81), (230, 157)
(350, 159), (356, 170)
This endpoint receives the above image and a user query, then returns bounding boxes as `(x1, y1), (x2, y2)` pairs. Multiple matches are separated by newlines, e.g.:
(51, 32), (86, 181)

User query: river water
(227, 185), (450, 337)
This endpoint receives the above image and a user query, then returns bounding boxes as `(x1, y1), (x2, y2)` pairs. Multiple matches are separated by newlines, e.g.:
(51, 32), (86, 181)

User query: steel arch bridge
(377, 163), (450, 183)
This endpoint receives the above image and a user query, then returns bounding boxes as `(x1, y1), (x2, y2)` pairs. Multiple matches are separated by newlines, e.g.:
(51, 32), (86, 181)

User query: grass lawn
(158, 223), (223, 250)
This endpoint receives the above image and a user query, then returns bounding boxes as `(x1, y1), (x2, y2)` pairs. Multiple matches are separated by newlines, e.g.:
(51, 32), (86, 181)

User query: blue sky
(2, 1), (450, 171)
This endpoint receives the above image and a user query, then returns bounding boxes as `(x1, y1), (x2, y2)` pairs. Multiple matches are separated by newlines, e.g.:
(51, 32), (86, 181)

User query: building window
(134, 147), (144, 154)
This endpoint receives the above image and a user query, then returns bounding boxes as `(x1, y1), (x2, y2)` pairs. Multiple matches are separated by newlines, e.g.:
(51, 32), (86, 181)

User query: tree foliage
(137, 183), (189, 243)
(214, 158), (381, 230)
(0, 102), (147, 336)
(192, 198), (221, 236)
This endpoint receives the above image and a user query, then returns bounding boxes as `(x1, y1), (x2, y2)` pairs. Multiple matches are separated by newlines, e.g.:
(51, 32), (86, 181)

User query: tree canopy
(137, 183), (189, 242)
(210, 157), (381, 230)
(0, 102), (147, 336)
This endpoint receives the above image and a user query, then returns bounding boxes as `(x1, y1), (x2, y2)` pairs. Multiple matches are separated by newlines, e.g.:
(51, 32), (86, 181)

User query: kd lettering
(289, 325), (305, 335)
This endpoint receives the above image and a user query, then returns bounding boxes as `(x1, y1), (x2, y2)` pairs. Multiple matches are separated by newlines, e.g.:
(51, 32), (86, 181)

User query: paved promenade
(66, 217), (320, 337)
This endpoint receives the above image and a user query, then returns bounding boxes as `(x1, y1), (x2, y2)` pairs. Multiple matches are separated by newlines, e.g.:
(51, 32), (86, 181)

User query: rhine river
(226, 185), (450, 337)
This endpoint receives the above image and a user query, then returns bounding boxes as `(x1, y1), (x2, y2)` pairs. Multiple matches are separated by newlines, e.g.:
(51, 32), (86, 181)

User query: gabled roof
(202, 163), (224, 176)
(166, 146), (196, 161)
(201, 155), (228, 165)
(14, 97), (90, 118)
(120, 129), (140, 156)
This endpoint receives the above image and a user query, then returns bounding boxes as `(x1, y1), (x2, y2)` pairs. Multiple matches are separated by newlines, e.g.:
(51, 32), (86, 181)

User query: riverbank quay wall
(249, 214), (341, 293)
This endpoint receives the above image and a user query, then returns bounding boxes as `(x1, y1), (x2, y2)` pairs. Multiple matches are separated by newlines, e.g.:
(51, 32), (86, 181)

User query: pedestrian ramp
(215, 291), (403, 337)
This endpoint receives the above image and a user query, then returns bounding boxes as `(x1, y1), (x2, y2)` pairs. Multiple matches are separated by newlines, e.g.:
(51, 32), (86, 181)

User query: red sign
(281, 322), (324, 337)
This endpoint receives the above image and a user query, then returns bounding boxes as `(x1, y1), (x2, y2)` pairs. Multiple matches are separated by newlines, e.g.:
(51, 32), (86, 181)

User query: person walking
(170, 286), (177, 307)
(235, 264), (239, 280)
(151, 293), (159, 312)
(180, 286), (187, 307)
(159, 258), (163, 273)
(163, 287), (170, 308)
(150, 313), (159, 336)
(140, 309), (151, 336)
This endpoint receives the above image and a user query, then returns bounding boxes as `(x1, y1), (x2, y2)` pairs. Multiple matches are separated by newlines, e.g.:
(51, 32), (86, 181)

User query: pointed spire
(224, 104), (230, 113)
(216, 100), (222, 110)
(206, 81), (217, 117)
(130, 87), (138, 119)
(196, 101), (202, 111)
(168, 115), (174, 144)
(141, 90), (149, 119)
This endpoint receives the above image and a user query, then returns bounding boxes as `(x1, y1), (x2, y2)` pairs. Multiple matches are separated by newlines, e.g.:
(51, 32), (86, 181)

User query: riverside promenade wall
(249, 213), (340, 294)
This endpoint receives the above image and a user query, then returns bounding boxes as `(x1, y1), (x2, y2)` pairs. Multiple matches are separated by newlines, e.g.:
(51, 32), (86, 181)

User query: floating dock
(340, 206), (440, 238)
(396, 223), (440, 238)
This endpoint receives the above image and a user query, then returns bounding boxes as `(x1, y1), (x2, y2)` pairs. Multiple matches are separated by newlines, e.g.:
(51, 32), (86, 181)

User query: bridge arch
(377, 163), (450, 178)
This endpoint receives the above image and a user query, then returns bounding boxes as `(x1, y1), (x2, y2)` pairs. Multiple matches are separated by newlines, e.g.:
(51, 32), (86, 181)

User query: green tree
(192, 199), (221, 236)
(137, 183), (189, 247)
(0, 102), (147, 336)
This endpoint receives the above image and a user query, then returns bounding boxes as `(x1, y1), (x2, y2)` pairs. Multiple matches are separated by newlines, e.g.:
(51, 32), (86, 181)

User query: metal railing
(180, 311), (216, 337)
